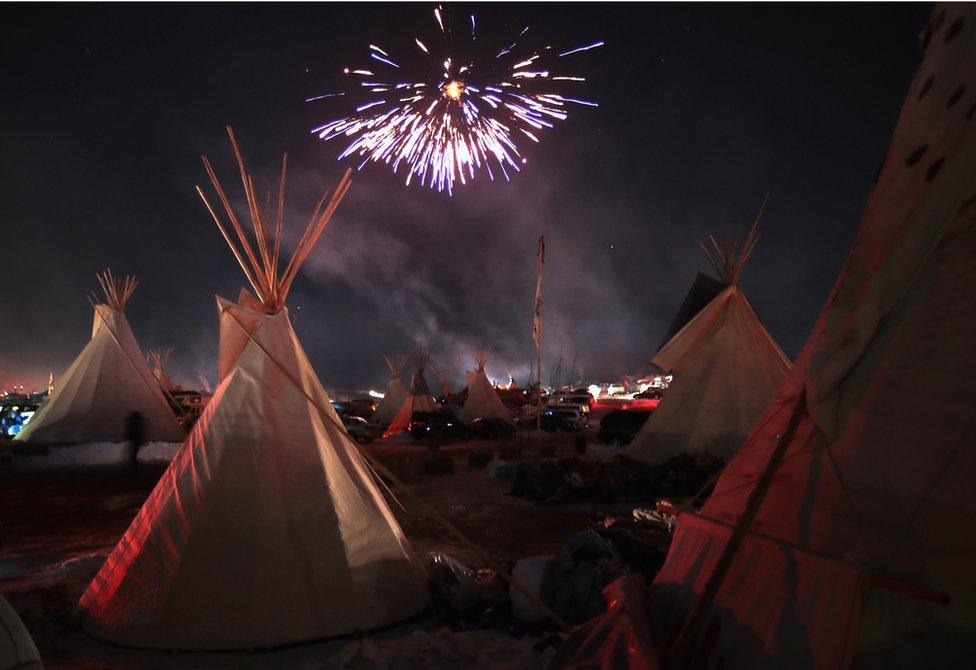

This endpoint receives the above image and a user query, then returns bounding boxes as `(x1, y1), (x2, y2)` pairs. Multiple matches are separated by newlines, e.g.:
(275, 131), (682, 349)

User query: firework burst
(309, 5), (603, 195)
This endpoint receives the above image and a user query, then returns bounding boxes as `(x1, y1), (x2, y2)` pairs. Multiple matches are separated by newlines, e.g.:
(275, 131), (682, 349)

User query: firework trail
(308, 4), (603, 195)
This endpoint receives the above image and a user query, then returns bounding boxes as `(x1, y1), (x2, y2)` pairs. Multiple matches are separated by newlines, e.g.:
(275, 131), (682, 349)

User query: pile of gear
(505, 453), (725, 505)
(426, 528), (666, 634)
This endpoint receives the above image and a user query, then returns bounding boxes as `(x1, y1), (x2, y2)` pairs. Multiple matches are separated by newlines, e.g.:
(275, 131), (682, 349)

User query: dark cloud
(0, 3), (929, 394)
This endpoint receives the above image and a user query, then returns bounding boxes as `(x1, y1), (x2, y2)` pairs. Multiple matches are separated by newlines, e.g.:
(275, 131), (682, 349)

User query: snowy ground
(0, 424), (660, 669)
(4, 441), (181, 470)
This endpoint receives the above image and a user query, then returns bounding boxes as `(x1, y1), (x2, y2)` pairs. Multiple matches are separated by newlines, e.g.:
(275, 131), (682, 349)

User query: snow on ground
(4, 549), (553, 669)
(5, 441), (181, 470)
(3, 434), (633, 668)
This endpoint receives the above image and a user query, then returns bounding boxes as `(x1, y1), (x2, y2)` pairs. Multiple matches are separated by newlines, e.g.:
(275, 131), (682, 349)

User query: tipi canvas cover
(385, 349), (437, 436)
(372, 355), (408, 424)
(458, 350), (516, 426)
(1, 595), (42, 670)
(80, 129), (428, 650)
(628, 221), (791, 465)
(648, 6), (976, 668)
(16, 272), (184, 445)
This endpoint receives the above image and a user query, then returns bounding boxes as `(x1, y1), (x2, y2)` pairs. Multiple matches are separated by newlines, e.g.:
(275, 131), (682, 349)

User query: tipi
(627, 211), (791, 465)
(384, 346), (437, 436)
(458, 349), (516, 426)
(430, 353), (460, 398)
(372, 355), (408, 425)
(80, 128), (428, 650)
(555, 7), (976, 668)
(147, 347), (180, 394)
(15, 271), (185, 445)
(649, 7), (976, 666)
(1, 595), (42, 670)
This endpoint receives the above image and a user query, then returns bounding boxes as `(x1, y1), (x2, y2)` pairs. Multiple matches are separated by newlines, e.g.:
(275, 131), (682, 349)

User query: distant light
(368, 389), (385, 399)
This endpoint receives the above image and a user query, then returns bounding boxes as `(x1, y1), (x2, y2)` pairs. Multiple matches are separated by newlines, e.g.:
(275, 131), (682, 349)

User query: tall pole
(532, 235), (545, 431)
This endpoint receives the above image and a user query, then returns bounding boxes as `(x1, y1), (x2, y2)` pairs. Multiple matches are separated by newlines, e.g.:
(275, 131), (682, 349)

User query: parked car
(540, 409), (582, 433)
(598, 409), (653, 445)
(468, 417), (518, 439)
(409, 410), (469, 442)
(546, 404), (590, 428)
(634, 389), (663, 400)
(567, 393), (593, 408)
(342, 414), (381, 442)
(333, 397), (377, 417)
(550, 394), (592, 415)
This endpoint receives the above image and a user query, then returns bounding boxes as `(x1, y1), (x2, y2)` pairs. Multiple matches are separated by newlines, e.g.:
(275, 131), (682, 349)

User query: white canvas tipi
(430, 353), (460, 398)
(80, 129), (428, 650)
(458, 349), (516, 426)
(15, 271), (185, 445)
(372, 355), (408, 424)
(384, 346), (437, 436)
(628, 213), (791, 465)
(147, 347), (180, 394)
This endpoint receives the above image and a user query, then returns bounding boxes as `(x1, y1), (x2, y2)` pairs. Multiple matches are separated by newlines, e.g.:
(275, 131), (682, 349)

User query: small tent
(384, 347), (437, 436)
(458, 349), (516, 426)
(80, 128), (428, 650)
(627, 212), (791, 465)
(372, 355), (408, 425)
(15, 271), (185, 445)
(1, 595), (42, 670)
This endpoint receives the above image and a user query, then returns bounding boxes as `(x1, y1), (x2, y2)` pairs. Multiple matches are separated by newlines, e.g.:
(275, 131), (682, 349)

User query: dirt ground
(0, 427), (668, 669)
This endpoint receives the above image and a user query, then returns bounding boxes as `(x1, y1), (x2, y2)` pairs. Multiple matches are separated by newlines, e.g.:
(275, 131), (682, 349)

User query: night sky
(1, 3), (931, 394)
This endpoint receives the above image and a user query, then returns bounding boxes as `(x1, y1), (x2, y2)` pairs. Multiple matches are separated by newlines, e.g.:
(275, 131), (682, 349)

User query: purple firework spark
(308, 4), (603, 195)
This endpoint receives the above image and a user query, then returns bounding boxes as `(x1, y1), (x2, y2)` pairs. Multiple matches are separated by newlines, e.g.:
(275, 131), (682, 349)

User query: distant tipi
(372, 355), (408, 425)
(384, 345), (437, 436)
(430, 353), (460, 398)
(80, 128), (428, 650)
(15, 270), (185, 445)
(628, 206), (791, 465)
(147, 347), (180, 394)
(458, 349), (516, 426)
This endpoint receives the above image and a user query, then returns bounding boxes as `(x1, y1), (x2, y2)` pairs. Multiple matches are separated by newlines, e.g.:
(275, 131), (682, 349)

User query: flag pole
(533, 235), (545, 432)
